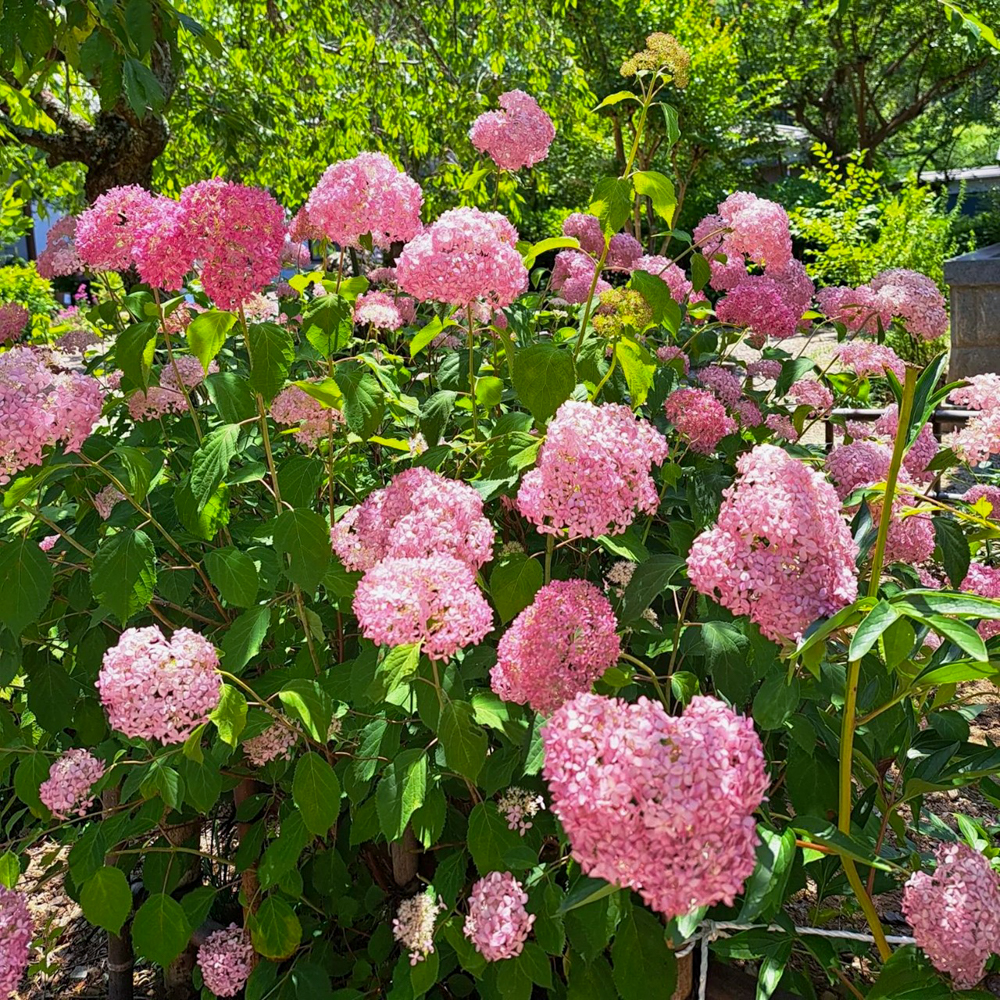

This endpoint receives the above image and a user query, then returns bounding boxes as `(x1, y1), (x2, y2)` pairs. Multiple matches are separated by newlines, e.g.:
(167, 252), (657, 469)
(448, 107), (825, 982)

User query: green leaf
(302, 295), (352, 356)
(467, 802), (522, 874)
(368, 644), (422, 703)
(410, 948), (439, 997)
(924, 614), (988, 661)
(204, 547), (259, 607)
(116, 446), (153, 505)
(752, 674), (801, 730)
(521, 236), (581, 268)
(660, 103), (680, 147)
(690, 253), (711, 293)
(81, 866), (133, 935)
(273, 509), (331, 591)
(279, 679), (333, 741)
(376, 749), (427, 841)
(589, 176), (633, 237)
(247, 322), (295, 401)
(512, 344), (575, 424)
(185, 310), (236, 370)
(0, 852), (19, 889)
(221, 605), (271, 670)
(179, 756), (222, 813)
(558, 876), (620, 914)
(27, 662), (79, 733)
(115, 320), (157, 389)
(91, 530), (156, 622)
(334, 363), (386, 439)
(206, 372), (257, 423)
(618, 554), (684, 625)
(629, 270), (681, 331)
(614, 338), (656, 406)
(439, 700), (487, 782)
(867, 944), (955, 999)
(737, 827), (797, 922)
(594, 90), (639, 110)
(132, 894), (192, 968)
(933, 515), (970, 588)
(277, 457), (324, 510)
(489, 552), (543, 624)
(189, 424), (240, 513)
(293, 753), (342, 836)
(410, 316), (458, 358)
(0, 537), (53, 634)
(894, 589), (1000, 619)
(567, 954), (616, 998)
(249, 896), (302, 960)
(701, 620), (753, 704)
(632, 169), (676, 223)
(210, 684), (247, 746)
(14, 754), (49, 816)
(848, 599), (901, 660)
(612, 905), (677, 1000)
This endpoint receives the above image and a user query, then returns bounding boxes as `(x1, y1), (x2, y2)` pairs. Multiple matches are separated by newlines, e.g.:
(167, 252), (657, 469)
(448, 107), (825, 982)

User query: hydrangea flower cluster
(0, 347), (104, 484)
(97, 626), (222, 743)
(393, 891), (445, 965)
(93, 485), (125, 520)
(592, 288), (652, 338)
(354, 290), (406, 330)
(75, 185), (155, 271)
(816, 283), (888, 334)
(620, 31), (690, 83)
(746, 359), (782, 381)
(352, 555), (494, 660)
(664, 387), (736, 454)
(133, 197), (195, 290)
(306, 152), (423, 248)
(634, 255), (699, 305)
(656, 344), (690, 373)
(715, 275), (802, 342)
(0, 886), (32, 997)
(270, 385), (345, 448)
(961, 562), (1000, 640)
(196, 925), (254, 997)
(0, 302), (29, 343)
(244, 723), (298, 767)
(331, 467), (495, 572)
(695, 192), (793, 286)
(160, 356), (217, 393)
(787, 378), (833, 415)
(697, 364), (743, 408)
(834, 340), (906, 381)
(38, 749), (105, 819)
(516, 401), (668, 538)
(561, 213), (604, 257)
(605, 232), (642, 271)
(542, 693), (767, 919)
(396, 207), (527, 308)
(127, 386), (189, 422)
(463, 872), (535, 961)
(903, 842), (1000, 987)
(497, 787), (545, 835)
(469, 90), (555, 171)
(550, 250), (609, 304)
(491, 580), (621, 715)
(865, 405), (938, 482)
(687, 444), (858, 641)
(36, 215), (83, 278)
(948, 375), (1000, 465)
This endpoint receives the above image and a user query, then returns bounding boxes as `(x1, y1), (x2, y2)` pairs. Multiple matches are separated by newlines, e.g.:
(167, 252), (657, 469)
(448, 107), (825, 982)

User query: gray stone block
(946, 244), (1000, 379)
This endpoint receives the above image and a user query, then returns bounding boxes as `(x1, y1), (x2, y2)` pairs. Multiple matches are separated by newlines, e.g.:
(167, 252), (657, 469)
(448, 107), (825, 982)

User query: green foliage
(0, 261), (56, 338)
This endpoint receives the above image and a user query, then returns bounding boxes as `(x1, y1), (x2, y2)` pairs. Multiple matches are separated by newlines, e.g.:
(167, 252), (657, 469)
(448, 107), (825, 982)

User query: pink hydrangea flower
(197, 925), (254, 997)
(964, 484), (1000, 518)
(288, 205), (321, 244)
(0, 886), (33, 997)
(788, 378), (833, 415)
(765, 413), (798, 441)
(470, 90), (555, 171)
(561, 213), (604, 257)
(353, 555), (494, 660)
(951, 373), (1000, 412)
(393, 892), (444, 965)
(241, 292), (281, 324)
(97, 626), (222, 744)
(746, 359), (782, 381)
(0, 347), (104, 484)
(633, 254), (700, 305)
(93, 485), (124, 520)
(306, 152), (423, 248)
(36, 215), (83, 278)
(497, 787), (545, 835)
(491, 580), (622, 715)
(870, 268), (948, 341)
(688, 444), (858, 641)
(160, 356), (218, 392)
(244, 723), (298, 767)
(0, 302), (29, 344)
(656, 344), (690, 373)
(331, 467), (495, 572)
(132, 197), (195, 291)
(354, 290), (404, 330)
(367, 266), (398, 286)
(39, 748), (105, 819)
(516, 401), (668, 538)
(834, 341), (906, 381)
(697, 364), (743, 407)
(550, 250), (610, 305)
(463, 872), (535, 961)
(270, 385), (345, 448)
(281, 237), (311, 269)
(766, 258), (815, 315)
(606, 232), (642, 271)
(39, 534), (58, 552)
(903, 842), (1000, 988)
(542, 692), (767, 919)
(867, 405), (937, 482)
(664, 387), (736, 454)
(716, 275), (802, 341)
(816, 283), (890, 334)
(733, 397), (763, 427)
(961, 562), (1000, 640)
(127, 386), (188, 421)
(396, 207), (527, 308)
(75, 185), (155, 271)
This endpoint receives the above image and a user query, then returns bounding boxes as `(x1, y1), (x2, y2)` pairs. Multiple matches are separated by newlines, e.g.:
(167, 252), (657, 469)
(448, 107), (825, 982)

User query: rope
(679, 920), (917, 1000)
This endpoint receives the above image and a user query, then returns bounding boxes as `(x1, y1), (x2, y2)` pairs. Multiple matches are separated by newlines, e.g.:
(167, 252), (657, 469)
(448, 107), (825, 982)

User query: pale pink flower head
(281, 237), (312, 269)
(353, 555), (494, 661)
(367, 266), (398, 287)
(37, 215), (83, 278)
(903, 842), (1000, 988)
(697, 364), (743, 408)
(688, 444), (858, 641)
(463, 872), (535, 961)
(354, 290), (404, 330)
(765, 413), (799, 441)
(491, 579), (622, 715)
(542, 692), (767, 919)
(516, 400), (669, 538)
(606, 232), (642, 272)
(469, 90), (555, 171)
(664, 387), (736, 454)
(97, 626), (222, 743)
(497, 787), (545, 835)
(180, 179), (286, 310)
(288, 205), (321, 244)
(160, 356), (218, 393)
(0, 886), (33, 997)
(197, 925), (254, 997)
(127, 386), (188, 421)
(244, 723), (297, 767)
(550, 250), (610, 305)
(39, 748), (105, 819)
(132, 197), (195, 291)
(396, 207), (527, 308)
(948, 375), (1000, 464)
(330, 466), (495, 572)
(766, 258), (815, 315)
(270, 384), (345, 447)
(951, 373), (1000, 412)
(306, 152), (423, 248)
(716, 275), (802, 341)
(561, 213), (604, 257)
(961, 562), (1000, 640)
(834, 341), (906, 382)
(393, 892), (444, 966)
(746, 359), (782, 381)
(734, 397), (763, 427)
(75, 185), (155, 271)
(870, 268), (948, 341)
(816, 283), (890, 334)
(39, 534), (58, 552)
(0, 302), (29, 344)
(788, 378), (833, 416)
(868, 405), (937, 483)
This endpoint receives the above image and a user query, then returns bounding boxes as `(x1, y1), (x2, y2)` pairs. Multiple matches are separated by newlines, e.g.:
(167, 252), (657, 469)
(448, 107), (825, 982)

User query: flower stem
(466, 304), (478, 442)
(544, 535), (554, 584)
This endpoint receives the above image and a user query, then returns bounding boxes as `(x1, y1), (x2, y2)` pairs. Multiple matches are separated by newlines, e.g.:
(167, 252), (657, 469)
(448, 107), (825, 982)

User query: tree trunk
(102, 787), (134, 1000)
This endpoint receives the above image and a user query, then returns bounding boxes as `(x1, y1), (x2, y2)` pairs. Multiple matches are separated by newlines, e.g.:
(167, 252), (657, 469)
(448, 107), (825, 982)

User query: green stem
(544, 535), (554, 584)
(154, 288), (204, 444)
(620, 651), (668, 707)
(590, 347), (618, 402)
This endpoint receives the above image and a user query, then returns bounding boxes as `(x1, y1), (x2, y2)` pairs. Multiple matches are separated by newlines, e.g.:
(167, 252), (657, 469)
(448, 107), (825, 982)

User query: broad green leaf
(753, 674), (801, 730)
(247, 322), (295, 401)
(26, 661), (79, 733)
(661, 102), (680, 147)
(302, 295), (352, 356)
(737, 826), (797, 922)
(185, 309), (236, 370)
(594, 90), (639, 110)
(206, 372), (257, 423)
(132, 893), (192, 968)
(81, 866), (133, 935)
(410, 948), (439, 997)
(848, 599), (900, 660)
(204, 547), (259, 607)
(512, 343), (575, 423)
(629, 270), (682, 331)
(613, 337), (656, 406)
(489, 552), (543, 624)
(933, 515), (970, 588)
(293, 753), (342, 836)
(521, 236), (581, 268)
(221, 605), (271, 670)
(368, 643), (421, 703)
(690, 253), (711, 293)
(175, 480), (231, 541)
(115, 446), (153, 505)
(14, 754), (49, 816)
(618, 554), (684, 624)
(210, 684), (247, 746)
(0, 852), (19, 889)
(0, 537), (53, 634)
(91, 530), (156, 622)
(249, 896), (302, 960)
(277, 457), (324, 510)
(335, 363), (386, 439)
(410, 315), (458, 357)
(278, 679), (333, 741)
(273, 508), (331, 591)
(632, 169), (676, 223)
(467, 802), (522, 874)
(179, 755), (222, 813)
(612, 905), (677, 1000)
(115, 320), (157, 389)
(376, 749), (427, 841)
(189, 424), (240, 513)
(589, 176), (633, 237)
(439, 700), (487, 782)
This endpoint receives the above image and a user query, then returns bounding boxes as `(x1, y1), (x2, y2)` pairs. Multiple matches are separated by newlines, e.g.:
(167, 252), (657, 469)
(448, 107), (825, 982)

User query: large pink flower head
(868, 405), (938, 483)
(767, 258), (815, 315)
(0, 302), (29, 344)
(97, 626), (222, 744)
(469, 90), (555, 171)
(331, 467), (495, 572)
(491, 579), (622, 715)
(306, 152), (423, 249)
(716, 274), (803, 342)
(606, 232), (642, 272)
(787, 378), (833, 415)
(562, 213), (605, 257)
(664, 387), (736, 454)
(834, 340), (906, 382)
(870, 268), (948, 341)
(816, 284), (890, 334)
(352, 555), (494, 660)
(75, 185), (155, 271)
(160, 356), (218, 393)
(39, 748), (105, 819)
(354, 290), (405, 330)
(696, 364), (743, 408)
(961, 562), (1000, 640)
(948, 375), (1000, 464)
(132, 196), (195, 291)
(0, 886), (33, 997)
(550, 250), (610, 305)
(516, 401), (669, 538)
(542, 692), (767, 919)
(903, 843), (1000, 988)
(0, 347), (103, 484)
(463, 872), (535, 961)
(197, 925), (254, 998)
(396, 206), (527, 308)
(36, 215), (83, 278)
(688, 444), (858, 641)
(270, 384), (345, 448)
(127, 386), (188, 421)
(180, 179), (286, 310)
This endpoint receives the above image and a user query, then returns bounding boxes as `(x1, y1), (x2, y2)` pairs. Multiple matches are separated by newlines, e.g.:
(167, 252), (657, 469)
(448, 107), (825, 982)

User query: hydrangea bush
(3, 33), (1000, 1000)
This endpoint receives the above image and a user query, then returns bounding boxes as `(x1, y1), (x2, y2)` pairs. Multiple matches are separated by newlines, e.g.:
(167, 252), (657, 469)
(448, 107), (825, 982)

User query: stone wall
(945, 243), (1000, 380)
